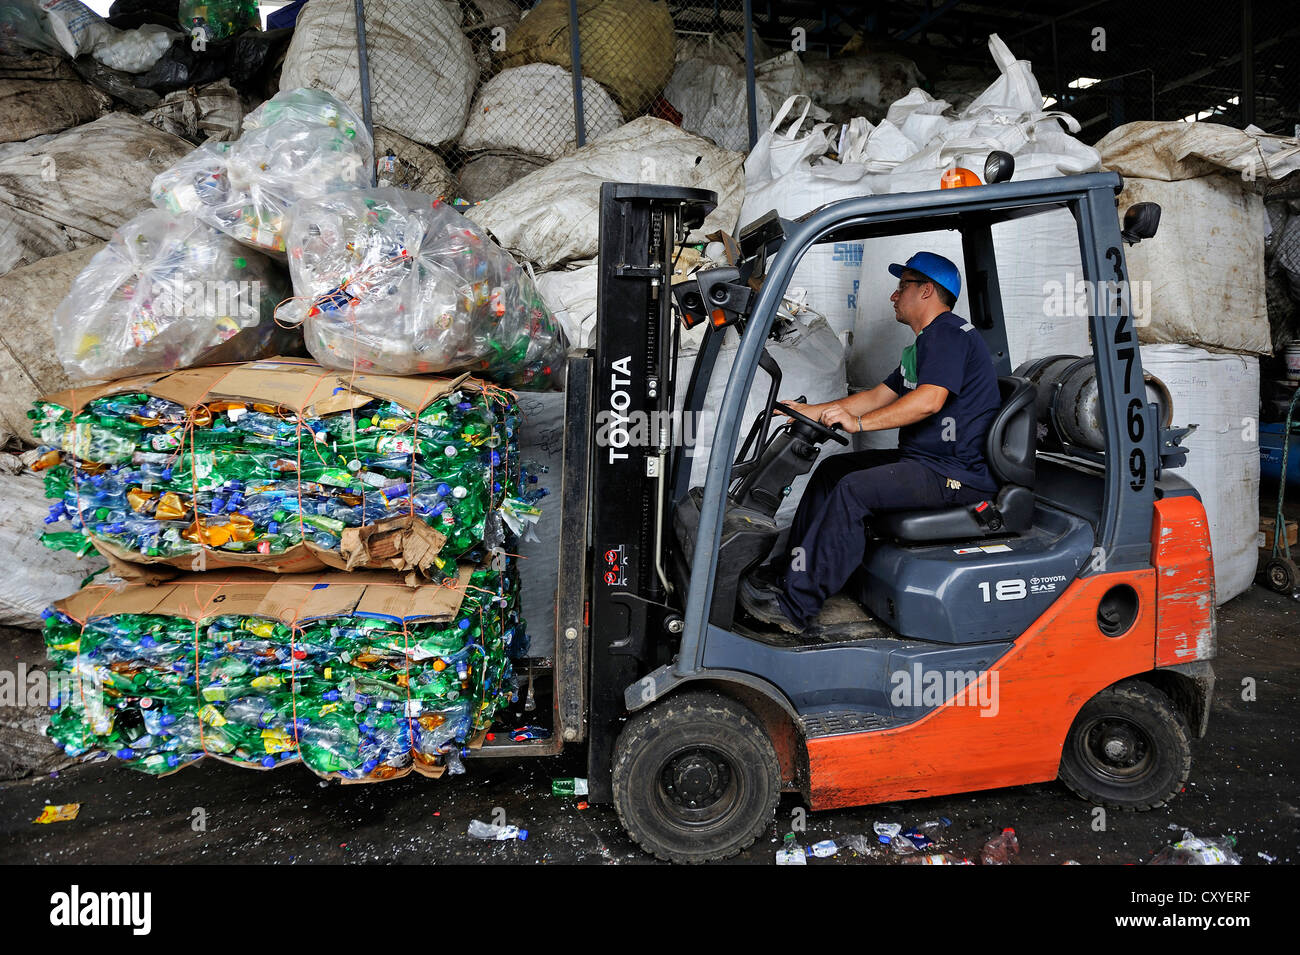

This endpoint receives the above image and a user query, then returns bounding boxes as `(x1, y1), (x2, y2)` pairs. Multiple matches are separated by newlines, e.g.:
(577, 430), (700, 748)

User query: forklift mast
(584, 184), (717, 800)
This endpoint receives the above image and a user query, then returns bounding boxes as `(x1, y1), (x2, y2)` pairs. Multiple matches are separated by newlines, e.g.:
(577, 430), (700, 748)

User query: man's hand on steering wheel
(773, 399), (817, 420)
(771, 399), (850, 446)
(819, 404), (860, 433)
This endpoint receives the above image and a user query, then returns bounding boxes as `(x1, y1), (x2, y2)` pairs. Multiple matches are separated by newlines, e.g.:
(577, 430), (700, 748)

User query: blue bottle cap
(261, 756), (276, 768)
(517, 829), (529, 841)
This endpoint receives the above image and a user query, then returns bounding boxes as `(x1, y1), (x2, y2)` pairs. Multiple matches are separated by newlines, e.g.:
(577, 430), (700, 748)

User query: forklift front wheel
(612, 691), (781, 863)
(1058, 681), (1192, 811)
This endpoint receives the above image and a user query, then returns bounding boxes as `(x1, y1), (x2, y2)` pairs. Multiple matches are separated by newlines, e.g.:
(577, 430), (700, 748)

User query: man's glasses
(895, 279), (926, 291)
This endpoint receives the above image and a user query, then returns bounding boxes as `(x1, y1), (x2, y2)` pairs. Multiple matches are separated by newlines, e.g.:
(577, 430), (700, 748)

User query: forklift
(477, 170), (1216, 863)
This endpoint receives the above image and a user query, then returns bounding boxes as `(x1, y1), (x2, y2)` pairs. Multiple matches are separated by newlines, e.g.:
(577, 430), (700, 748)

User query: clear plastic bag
(92, 22), (175, 73)
(151, 87), (373, 254)
(0, 1), (64, 56)
(52, 207), (290, 384)
(277, 187), (568, 389)
(151, 139), (233, 218)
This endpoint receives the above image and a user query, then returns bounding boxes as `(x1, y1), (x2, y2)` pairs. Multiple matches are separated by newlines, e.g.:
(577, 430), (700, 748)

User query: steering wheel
(772, 402), (850, 446)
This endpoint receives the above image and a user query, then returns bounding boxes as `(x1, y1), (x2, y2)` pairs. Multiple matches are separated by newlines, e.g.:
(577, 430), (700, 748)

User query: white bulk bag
(1140, 345), (1259, 603)
(663, 52), (828, 154)
(1121, 175), (1270, 355)
(739, 96), (877, 342)
(281, 0), (476, 148)
(461, 64), (623, 160)
(467, 118), (744, 268)
(0, 113), (191, 275)
(535, 263), (599, 348)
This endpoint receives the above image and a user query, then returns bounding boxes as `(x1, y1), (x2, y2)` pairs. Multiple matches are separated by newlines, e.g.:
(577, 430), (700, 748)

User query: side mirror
(1122, 202), (1161, 245)
(984, 150), (1016, 184)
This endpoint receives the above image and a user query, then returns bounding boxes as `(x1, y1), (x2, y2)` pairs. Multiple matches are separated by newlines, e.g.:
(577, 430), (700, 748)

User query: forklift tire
(612, 691), (781, 864)
(1058, 681), (1192, 811)
(1261, 557), (1298, 595)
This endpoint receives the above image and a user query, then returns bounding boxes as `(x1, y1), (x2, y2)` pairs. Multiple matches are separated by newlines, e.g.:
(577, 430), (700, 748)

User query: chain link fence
(279, 0), (765, 204)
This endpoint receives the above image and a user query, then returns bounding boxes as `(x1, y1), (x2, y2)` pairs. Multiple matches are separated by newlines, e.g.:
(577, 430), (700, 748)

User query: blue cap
(888, 252), (961, 300)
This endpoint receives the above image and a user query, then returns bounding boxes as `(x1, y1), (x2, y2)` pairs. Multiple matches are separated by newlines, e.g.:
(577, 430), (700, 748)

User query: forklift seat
(874, 376), (1038, 542)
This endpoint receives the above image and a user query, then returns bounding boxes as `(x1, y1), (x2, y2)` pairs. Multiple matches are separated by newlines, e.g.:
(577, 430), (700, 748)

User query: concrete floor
(1, 583), (1295, 866)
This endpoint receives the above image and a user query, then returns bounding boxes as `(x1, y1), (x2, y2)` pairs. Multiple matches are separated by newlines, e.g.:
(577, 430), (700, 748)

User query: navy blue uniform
(883, 311), (1001, 491)
(778, 311), (1001, 626)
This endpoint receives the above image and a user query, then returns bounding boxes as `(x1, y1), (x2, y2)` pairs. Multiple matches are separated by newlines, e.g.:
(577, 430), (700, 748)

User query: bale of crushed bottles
(51, 207), (292, 384)
(151, 87), (374, 255)
(43, 566), (527, 780)
(274, 188), (567, 390)
(30, 359), (544, 580)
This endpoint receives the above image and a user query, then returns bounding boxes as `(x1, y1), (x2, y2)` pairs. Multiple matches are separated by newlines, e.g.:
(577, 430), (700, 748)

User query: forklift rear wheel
(612, 691), (781, 864)
(1261, 557), (1298, 595)
(1059, 681), (1191, 811)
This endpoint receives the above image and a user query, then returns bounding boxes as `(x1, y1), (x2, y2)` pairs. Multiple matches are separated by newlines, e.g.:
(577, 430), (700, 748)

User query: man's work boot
(738, 577), (804, 635)
(750, 562), (785, 591)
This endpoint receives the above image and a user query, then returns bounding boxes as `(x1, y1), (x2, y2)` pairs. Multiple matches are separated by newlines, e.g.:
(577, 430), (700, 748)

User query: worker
(739, 251), (1002, 634)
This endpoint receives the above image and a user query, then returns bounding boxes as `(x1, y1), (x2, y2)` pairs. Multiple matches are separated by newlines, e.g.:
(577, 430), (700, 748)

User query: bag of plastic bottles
(31, 360), (545, 577)
(178, 0), (258, 42)
(51, 208), (291, 385)
(43, 564), (527, 780)
(151, 87), (373, 254)
(275, 188), (567, 390)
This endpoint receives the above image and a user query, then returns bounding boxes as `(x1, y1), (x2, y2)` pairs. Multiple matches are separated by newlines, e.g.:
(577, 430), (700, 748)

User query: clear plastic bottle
(979, 827), (1020, 865)
(1150, 832), (1241, 865)
(467, 819), (528, 841)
